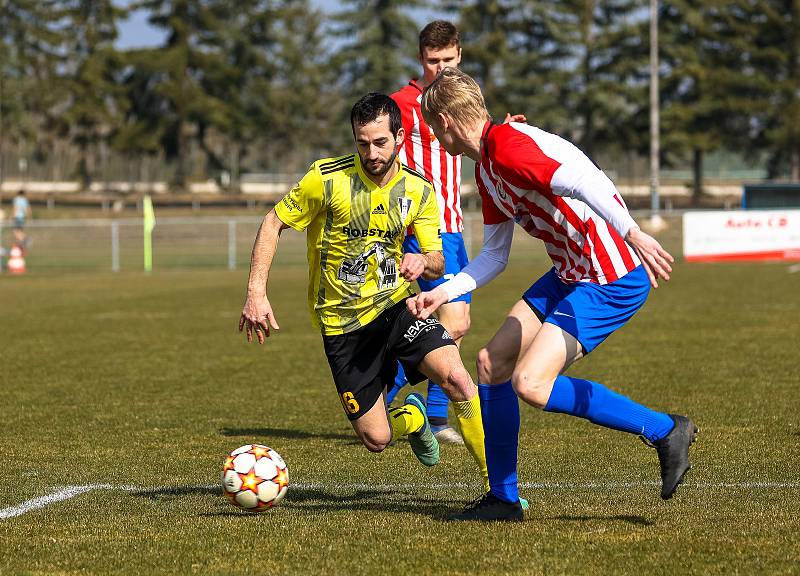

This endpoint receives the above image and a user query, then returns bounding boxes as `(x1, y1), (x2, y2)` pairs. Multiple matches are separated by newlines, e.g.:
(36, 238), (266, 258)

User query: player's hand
(399, 253), (426, 282)
(503, 112), (527, 124)
(625, 227), (674, 288)
(239, 293), (280, 344)
(406, 288), (449, 320)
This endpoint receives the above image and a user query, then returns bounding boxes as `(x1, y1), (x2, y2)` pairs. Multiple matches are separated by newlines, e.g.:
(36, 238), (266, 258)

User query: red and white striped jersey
(392, 80), (463, 233)
(477, 121), (641, 285)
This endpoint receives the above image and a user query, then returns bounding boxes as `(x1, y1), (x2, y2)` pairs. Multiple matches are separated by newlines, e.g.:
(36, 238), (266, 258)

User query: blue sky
(116, 1), (447, 49)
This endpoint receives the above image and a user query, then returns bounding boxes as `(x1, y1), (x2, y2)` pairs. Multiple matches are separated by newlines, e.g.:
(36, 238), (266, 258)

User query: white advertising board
(682, 210), (800, 262)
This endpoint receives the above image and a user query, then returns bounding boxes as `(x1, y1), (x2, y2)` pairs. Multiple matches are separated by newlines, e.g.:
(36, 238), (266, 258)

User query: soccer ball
(221, 444), (289, 512)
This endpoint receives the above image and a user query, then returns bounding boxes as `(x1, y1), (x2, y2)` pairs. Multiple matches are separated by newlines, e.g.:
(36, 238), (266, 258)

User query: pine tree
(58, 0), (126, 189)
(457, 0), (646, 160)
(331, 0), (422, 102)
(659, 0), (769, 198)
(457, 0), (515, 120)
(190, 0), (280, 191)
(186, 0), (331, 186)
(0, 1), (64, 181)
(754, 0), (800, 179)
(122, 0), (228, 190)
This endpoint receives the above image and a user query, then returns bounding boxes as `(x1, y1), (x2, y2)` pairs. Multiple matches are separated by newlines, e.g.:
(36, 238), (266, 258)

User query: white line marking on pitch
(0, 485), (112, 520)
(294, 481), (800, 491)
(2, 480), (799, 520)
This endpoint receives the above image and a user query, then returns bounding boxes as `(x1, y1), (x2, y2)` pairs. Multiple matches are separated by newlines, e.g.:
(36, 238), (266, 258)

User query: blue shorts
(403, 232), (472, 304)
(522, 265), (650, 353)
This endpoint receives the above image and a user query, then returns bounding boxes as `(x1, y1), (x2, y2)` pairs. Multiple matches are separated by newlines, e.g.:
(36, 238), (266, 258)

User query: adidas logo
(372, 203), (386, 215)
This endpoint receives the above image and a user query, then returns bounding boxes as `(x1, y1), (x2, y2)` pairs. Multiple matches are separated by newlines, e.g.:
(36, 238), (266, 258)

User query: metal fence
(0, 216), (267, 272)
(0, 214), (497, 273)
(0, 211), (690, 274)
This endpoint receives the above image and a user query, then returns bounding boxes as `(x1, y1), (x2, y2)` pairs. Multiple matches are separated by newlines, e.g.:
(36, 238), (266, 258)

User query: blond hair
(421, 68), (490, 127)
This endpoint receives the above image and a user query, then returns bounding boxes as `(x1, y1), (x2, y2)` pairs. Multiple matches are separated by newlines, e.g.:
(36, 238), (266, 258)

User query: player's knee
(476, 347), (493, 383)
(357, 429), (391, 453)
(476, 347), (512, 384)
(438, 364), (473, 402)
(512, 371), (555, 409)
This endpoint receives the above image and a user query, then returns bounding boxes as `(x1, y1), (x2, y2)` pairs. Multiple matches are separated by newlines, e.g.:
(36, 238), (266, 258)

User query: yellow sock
(453, 395), (490, 492)
(389, 404), (424, 442)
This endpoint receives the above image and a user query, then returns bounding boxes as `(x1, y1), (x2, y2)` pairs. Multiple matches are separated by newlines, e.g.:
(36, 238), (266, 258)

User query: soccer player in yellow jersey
(239, 93), (489, 500)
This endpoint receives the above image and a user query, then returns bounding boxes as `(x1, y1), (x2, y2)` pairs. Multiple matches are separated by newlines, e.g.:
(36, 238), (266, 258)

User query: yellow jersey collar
(355, 155), (404, 192)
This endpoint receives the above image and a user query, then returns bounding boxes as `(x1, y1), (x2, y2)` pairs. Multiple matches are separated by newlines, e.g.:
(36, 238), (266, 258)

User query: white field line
(293, 481), (800, 491)
(2, 480), (799, 520)
(0, 484), (114, 520)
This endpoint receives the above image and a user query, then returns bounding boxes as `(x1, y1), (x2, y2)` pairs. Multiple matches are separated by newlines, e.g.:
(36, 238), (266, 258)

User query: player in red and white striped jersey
(388, 22), (525, 446)
(393, 74), (463, 235)
(387, 21), (469, 444)
(475, 120), (642, 285)
(408, 68), (698, 522)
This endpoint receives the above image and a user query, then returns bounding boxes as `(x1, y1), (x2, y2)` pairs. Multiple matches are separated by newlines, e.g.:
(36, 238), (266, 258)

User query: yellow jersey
(274, 154), (442, 335)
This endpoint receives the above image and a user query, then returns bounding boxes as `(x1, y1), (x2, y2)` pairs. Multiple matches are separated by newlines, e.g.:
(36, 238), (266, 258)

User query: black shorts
(322, 300), (455, 421)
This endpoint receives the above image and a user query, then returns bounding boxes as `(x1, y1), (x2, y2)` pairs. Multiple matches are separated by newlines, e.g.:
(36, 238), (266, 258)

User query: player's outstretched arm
(239, 209), (286, 344)
(407, 287), (449, 320)
(625, 227), (674, 289)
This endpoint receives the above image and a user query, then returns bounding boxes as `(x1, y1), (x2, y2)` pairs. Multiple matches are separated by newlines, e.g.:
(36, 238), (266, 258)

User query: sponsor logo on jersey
(398, 197), (413, 222)
(341, 226), (402, 240)
(372, 203), (386, 215)
(337, 243), (397, 289)
(495, 181), (508, 201)
(403, 318), (440, 342)
(281, 195), (303, 213)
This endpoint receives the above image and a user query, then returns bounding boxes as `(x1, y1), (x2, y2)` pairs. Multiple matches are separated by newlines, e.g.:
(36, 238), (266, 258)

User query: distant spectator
(13, 190), (31, 245)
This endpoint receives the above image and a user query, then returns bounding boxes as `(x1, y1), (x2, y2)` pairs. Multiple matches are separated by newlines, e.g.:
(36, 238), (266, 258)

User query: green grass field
(1, 221), (799, 575)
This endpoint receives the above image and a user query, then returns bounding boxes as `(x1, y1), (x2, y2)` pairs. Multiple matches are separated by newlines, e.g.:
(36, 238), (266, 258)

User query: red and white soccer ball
(221, 444), (289, 512)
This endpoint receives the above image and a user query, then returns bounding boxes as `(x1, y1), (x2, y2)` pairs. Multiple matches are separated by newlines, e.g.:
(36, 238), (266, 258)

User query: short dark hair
(419, 20), (460, 54)
(350, 93), (402, 137)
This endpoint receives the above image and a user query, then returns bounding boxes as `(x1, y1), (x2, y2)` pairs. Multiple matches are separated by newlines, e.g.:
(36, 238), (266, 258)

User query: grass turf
(1, 223), (799, 575)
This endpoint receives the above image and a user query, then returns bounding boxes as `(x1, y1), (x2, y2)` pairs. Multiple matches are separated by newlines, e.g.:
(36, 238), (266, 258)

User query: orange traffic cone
(7, 244), (26, 274)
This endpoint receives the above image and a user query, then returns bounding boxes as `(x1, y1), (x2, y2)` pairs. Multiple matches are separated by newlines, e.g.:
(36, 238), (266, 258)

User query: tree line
(0, 0), (798, 194)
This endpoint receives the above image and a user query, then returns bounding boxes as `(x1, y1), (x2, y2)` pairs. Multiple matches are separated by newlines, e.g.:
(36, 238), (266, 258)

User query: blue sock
(544, 375), (674, 442)
(478, 381), (520, 503)
(426, 382), (449, 427)
(385, 363), (406, 404)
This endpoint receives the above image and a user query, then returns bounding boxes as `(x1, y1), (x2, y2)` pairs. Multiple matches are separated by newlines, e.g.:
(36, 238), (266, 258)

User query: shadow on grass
(200, 486), (459, 520)
(552, 514), (654, 526)
(132, 485), (220, 500)
(220, 427), (355, 443)
(129, 482), (458, 520)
